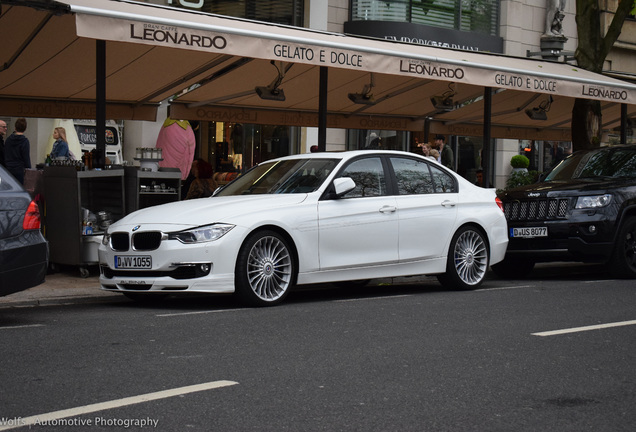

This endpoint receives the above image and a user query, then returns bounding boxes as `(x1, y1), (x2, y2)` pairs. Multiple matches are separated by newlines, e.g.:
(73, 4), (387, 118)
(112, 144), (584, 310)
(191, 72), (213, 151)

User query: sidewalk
(0, 269), (124, 308)
(0, 269), (434, 308)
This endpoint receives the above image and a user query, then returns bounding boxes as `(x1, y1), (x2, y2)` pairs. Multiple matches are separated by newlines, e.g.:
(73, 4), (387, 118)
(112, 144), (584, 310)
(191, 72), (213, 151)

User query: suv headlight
(169, 223), (235, 244)
(575, 194), (612, 209)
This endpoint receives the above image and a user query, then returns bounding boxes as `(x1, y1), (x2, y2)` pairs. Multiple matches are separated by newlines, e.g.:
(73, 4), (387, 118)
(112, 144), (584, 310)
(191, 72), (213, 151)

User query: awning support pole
(96, 39), (106, 168)
(318, 66), (328, 151)
(621, 103), (627, 145)
(483, 87), (492, 187)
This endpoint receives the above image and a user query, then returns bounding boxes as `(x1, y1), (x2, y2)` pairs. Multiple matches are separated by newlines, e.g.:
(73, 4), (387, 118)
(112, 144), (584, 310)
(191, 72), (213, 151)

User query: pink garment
(155, 120), (195, 180)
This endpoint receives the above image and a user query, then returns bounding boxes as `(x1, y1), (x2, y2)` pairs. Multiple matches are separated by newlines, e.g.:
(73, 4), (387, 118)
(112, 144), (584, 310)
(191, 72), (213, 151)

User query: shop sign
(0, 98), (157, 121)
(170, 104), (423, 131)
(74, 12), (636, 104)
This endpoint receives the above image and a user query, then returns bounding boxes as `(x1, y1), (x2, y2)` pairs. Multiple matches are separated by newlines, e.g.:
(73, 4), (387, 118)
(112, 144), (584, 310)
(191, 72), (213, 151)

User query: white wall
(500, 0), (577, 57)
(122, 103), (168, 165)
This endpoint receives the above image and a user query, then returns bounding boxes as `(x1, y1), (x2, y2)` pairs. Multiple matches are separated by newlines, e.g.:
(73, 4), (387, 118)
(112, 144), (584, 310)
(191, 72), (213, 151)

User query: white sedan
(99, 150), (508, 306)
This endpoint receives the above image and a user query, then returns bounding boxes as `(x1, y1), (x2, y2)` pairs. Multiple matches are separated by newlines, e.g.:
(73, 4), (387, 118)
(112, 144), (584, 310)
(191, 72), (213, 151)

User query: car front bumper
(505, 214), (616, 262)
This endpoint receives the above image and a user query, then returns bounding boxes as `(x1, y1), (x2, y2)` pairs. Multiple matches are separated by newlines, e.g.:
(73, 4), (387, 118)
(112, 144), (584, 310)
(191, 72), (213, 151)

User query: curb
(0, 293), (128, 309)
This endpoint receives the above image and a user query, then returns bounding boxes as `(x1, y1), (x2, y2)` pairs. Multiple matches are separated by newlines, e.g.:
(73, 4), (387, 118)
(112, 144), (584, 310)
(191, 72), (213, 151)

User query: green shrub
(506, 170), (540, 189)
(510, 154), (530, 169)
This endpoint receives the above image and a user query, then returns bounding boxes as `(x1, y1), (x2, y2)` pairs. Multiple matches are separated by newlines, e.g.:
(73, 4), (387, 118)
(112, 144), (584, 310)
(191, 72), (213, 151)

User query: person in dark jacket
(434, 134), (454, 170)
(4, 118), (31, 184)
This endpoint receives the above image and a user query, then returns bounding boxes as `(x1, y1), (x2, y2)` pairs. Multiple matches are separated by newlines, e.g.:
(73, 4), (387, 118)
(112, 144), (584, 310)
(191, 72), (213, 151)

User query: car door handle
(379, 205), (397, 213)
(441, 200), (456, 208)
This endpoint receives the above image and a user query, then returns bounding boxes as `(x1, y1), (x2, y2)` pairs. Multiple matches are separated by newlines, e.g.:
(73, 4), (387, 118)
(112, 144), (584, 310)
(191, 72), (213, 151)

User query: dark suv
(494, 145), (636, 278)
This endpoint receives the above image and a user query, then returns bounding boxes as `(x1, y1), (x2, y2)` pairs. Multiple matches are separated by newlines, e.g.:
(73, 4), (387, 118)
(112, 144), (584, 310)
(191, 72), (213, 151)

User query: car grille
(110, 231), (162, 251)
(503, 198), (570, 221)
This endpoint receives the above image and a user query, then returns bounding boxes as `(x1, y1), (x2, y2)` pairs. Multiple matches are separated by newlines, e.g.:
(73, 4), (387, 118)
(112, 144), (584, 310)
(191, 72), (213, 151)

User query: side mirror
(333, 177), (356, 198)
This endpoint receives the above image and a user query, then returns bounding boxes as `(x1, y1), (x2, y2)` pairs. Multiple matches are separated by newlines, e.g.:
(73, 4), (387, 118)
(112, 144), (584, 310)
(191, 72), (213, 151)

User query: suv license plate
(511, 227), (548, 238)
(115, 255), (152, 269)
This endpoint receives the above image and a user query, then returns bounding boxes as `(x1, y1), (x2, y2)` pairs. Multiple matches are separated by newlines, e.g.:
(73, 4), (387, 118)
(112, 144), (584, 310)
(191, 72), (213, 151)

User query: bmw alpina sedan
(99, 150), (508, 306)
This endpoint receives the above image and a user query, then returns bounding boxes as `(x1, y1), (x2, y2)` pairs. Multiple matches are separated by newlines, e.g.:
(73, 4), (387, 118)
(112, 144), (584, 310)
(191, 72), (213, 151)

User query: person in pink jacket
(155, 118), (196, 180)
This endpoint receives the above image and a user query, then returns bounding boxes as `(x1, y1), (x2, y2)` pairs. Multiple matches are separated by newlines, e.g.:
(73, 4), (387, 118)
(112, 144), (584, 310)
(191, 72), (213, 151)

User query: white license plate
(114, 255), (152, 269)
(511, 227), (548, 238)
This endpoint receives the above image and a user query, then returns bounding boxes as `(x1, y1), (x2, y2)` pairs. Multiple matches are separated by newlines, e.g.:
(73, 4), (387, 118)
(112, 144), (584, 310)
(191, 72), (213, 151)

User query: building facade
(6, 0), (635, 189)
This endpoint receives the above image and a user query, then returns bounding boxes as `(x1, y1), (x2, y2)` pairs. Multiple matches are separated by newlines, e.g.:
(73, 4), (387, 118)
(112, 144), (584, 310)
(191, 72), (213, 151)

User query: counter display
(44, 166), (125, 277)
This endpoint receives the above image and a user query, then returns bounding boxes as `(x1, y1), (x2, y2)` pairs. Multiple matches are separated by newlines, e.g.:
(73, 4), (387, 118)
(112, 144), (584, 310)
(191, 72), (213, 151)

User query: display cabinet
(124, 167), (181, 212)
(44, 166), (125, 277)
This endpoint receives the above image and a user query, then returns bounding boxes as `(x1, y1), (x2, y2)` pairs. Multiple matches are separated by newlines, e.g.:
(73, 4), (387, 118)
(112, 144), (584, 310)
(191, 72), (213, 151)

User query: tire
(437, 226), (489, 290)
(491, 257), (535, 279)
(235, 230), (296, 306)
(609, 216), (636, 278)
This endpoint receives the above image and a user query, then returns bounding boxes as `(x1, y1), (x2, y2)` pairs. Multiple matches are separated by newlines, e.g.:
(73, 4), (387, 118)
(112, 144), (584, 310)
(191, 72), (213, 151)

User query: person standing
(418, 141), (432, 158)
(435, 134), (454, 170)
(185, 159), (218, 199)
(50, 126), (70, 159)
(0, 119), (7, 167)
(4, 118), (31, 184)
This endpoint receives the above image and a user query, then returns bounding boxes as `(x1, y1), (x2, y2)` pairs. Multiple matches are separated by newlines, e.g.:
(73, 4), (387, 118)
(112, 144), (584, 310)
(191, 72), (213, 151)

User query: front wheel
(437, 226), (489, 290)
(609, 216), (636, 278)
(235, 230), (296, 306)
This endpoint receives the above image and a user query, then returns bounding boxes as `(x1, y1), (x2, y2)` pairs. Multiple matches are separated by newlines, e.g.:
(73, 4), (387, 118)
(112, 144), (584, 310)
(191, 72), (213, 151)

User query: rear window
(0, 167), (21, 191)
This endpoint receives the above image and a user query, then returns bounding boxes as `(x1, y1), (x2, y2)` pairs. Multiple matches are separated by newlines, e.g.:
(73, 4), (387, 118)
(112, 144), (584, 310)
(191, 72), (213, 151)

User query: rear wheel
(235, 230), (296, 306)
(609, 216), (636, 278)
(437, 226), (489, 290)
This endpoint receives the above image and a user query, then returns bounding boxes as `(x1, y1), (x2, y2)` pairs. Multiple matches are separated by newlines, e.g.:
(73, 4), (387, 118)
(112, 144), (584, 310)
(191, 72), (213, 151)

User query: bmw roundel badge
(132, 225), (141, 232)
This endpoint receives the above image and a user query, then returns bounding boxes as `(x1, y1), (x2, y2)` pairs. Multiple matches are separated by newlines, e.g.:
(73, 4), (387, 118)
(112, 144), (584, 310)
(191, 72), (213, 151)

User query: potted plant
(510, 154), (530, 172)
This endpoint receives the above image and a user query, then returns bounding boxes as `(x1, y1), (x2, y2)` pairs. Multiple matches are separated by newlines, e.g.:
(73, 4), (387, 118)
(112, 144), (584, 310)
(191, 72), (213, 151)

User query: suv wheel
(610, 216), (636, 278)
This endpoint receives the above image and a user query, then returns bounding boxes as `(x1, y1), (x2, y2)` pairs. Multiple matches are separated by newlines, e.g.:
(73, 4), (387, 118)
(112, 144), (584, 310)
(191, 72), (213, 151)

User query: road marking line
(532, 320), (636, 337)
(335, 294), (412, 303)
(157, 308), (245, 317)
(479, 285), (532, 291)
(0, 324), (44, 330)
(0, 380), (238, 431)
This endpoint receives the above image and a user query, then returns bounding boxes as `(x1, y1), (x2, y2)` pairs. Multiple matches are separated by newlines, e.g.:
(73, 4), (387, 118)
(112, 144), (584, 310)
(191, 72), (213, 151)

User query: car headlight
(168, 223), (235, 244)
(575, 194), (612, 209)
(102, 232), (110, 246)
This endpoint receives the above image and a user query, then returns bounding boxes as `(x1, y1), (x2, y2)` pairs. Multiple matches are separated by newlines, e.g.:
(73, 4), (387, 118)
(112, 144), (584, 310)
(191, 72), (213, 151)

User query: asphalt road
(0, 264), (635, 432)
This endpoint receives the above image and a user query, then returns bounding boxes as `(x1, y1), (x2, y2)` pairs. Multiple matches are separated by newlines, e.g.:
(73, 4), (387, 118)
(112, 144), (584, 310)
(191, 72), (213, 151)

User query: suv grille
(504, 198), (569, 221)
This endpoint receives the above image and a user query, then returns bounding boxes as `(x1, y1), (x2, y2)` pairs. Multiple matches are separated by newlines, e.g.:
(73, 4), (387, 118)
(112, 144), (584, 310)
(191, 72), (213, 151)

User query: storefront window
(208, 122), (300, 176)
(350, 0), (499, 36)
(518, 140), (572, 173)
(347, 129), (410, 151)
(456, 136), (482, 183)
(141, 0), (304, 26)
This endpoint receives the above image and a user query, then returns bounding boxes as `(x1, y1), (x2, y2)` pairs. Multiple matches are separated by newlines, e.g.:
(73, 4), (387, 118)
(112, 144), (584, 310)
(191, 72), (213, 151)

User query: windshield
(543, 148), (636, 182)
(215, 158), (339, 196)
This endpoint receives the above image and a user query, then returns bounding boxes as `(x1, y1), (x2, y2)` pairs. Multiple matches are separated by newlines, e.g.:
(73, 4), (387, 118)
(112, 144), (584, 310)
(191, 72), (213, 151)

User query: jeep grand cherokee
(494, 145), (636, 279)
